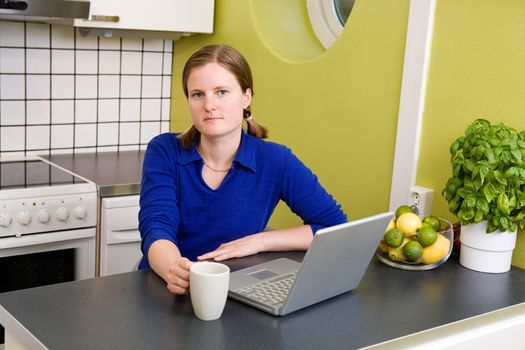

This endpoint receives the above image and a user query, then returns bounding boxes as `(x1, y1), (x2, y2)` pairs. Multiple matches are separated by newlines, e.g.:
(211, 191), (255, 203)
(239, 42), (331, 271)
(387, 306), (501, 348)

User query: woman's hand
(198, 233), (266, 261)
(165, 257), (193, 295)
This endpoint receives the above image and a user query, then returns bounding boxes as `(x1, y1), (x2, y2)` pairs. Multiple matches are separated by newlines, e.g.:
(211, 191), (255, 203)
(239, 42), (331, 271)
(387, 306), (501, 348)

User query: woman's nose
(203, 96), (216, 111)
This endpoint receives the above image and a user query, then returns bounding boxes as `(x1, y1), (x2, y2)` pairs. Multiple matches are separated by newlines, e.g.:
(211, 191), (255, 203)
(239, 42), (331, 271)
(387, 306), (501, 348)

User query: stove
(0, 157), (97, 238)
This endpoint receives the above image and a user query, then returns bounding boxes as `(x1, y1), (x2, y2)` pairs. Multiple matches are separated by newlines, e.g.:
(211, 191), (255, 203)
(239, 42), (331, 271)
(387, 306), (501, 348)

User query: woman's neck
(198, 132), (241, 168)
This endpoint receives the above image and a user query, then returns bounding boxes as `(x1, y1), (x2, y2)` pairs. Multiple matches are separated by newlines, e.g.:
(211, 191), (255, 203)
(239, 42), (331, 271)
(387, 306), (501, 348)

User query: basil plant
(442, 119), (525, 233)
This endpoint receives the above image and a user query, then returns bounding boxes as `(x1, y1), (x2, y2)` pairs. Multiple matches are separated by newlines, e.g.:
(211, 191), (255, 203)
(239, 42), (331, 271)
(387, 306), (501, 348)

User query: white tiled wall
(0, 21), (172, 157)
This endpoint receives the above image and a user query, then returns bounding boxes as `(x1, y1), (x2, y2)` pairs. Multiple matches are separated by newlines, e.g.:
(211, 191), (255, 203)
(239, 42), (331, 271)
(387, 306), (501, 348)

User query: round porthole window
(307, 0), (355, 48)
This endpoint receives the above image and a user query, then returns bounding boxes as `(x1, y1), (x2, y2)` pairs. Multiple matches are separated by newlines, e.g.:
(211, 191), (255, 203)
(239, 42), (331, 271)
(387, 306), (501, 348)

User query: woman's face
(186, 62), (252, 141)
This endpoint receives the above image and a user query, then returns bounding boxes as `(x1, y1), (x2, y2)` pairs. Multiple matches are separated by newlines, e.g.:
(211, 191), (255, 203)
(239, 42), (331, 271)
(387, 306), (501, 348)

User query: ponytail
(177, 125), (200, 149)
(244, 109), (268, 139)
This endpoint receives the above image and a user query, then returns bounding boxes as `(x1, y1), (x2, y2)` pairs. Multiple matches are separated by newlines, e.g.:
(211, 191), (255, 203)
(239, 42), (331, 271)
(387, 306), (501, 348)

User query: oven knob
(37, 209), (51, 224)
(73, 205), (88, 220)
(0, 213), (12, 228)
(56, 207), (70, 222)
(17, 211), (32, 226)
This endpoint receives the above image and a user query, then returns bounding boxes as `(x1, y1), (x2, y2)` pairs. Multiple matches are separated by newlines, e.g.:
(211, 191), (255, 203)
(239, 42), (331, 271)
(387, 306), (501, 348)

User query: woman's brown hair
(178, 44), (268, 149)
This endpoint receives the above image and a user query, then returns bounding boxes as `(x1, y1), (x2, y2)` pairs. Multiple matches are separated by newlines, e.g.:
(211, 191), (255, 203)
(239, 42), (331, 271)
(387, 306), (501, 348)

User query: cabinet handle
(90, 15), (120, 23)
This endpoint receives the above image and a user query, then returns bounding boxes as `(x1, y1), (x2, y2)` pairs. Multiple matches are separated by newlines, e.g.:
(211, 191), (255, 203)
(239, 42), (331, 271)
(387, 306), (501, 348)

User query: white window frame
(306, 0), (344, 49)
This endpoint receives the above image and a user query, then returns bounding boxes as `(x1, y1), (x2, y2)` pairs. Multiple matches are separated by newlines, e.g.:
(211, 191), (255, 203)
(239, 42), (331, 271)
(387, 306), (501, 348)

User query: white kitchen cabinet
(100, 195), (142, 276)
(74, 0), (214, 37)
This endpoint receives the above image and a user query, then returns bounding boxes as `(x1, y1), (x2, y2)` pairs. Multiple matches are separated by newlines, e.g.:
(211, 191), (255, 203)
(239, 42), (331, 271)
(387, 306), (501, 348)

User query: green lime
(423, 215), (441, 232)
(395, 205), (414, 218)
(403, 241), (424, 261)
(384, 228), (404, 248)
(417, 225), (438, 247)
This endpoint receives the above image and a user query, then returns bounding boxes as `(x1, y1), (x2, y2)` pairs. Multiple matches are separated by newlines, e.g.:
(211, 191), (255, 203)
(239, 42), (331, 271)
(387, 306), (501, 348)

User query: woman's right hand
(165, 257), (193, 295)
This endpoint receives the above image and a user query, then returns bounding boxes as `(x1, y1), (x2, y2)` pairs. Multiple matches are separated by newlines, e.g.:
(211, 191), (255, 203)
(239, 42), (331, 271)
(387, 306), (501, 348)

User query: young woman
(138, 44), (347, 294)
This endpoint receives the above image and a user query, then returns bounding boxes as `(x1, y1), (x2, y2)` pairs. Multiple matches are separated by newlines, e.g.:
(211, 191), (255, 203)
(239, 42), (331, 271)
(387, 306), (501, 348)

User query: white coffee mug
(190, 261), (230, 321)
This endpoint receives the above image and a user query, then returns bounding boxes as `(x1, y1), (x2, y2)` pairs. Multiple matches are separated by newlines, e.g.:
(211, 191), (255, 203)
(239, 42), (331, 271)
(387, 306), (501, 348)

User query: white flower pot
(459, 221), (517, 273)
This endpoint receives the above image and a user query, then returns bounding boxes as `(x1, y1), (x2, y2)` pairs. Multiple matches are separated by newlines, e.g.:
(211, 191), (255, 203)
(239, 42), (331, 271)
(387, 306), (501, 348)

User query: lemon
(386, 219), (396, 231)
(417, 225), (438, 247)
(420, 234), (450, 264)
(384, 228), (405, 248)
(395, 205), (414, 218)
(378, 240), (389, 253)
(423, 215), (441, 232)
(396, 212), (422, 237)
(388, 238), (409, 261)
(403, 241), (424, 262)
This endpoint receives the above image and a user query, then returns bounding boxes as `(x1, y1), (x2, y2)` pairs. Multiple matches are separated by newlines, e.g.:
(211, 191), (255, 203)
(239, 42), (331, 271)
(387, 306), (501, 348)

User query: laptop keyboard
(234, 272), (298, 306)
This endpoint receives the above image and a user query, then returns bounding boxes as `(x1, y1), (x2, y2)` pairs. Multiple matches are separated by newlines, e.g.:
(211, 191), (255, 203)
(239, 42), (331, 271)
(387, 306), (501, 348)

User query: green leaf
(482, 183), (497, 203)
(474, 210), (484, 223)
(511, 148), (522, 161)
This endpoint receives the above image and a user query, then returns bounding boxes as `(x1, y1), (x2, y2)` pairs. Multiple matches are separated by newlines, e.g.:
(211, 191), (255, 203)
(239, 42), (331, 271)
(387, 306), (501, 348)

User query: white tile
(120, 99), (140, 121)
(161, 121), (170, 133)
(26, 23), (50, 48)
(143, 39), (164, 52)
(74, 123), (96, 147)
(122, 38), (142, 51)
(164, 40), (173, 52)
(119, 145), (139, 151)
(0, 74), (25, 99)
(119, 122), (140, 144)
(121, 51), (142, 74)
(99, 50), (120, 74)
(0, 101), (25, 125)
(162, 76), (172, 98)
(26, 75), (50, 99)
(76, 50), (98, 74)
(142, 76), (162, 98)
(0, 48), (25, 73)
(0, 21), (25, 47)
(75, 100), (97, 123)
(27, 100), (50, 124)
(75, 146), (97, 153)
(97, 122), (119, 146)
(51, 125), (74, 148)
(75, 75), (97, 98)
(51, 25), (75, 49)
(140, 121), (161, 143)
(141, 99), (161, 121)
(163, 53), (173, 75)
(75, 34), (98, 49)
(51, 100), (74, 123)
(98, 99), (119, 122)
(97, 145), (118, 152)
(51, 49), (75, 74)
(161, 98), (171, 121)
(120, 75), (141, 98)
(99, 36), (121, 50)
(142, 52), (163, 75)
(26, 125), (50, 150)
(51, 75), (74, 99)
(26, 49), (50, 73)
(98, 75), (120, 98)
(139, 144), (147, 151)
(0, 126), (25, 151)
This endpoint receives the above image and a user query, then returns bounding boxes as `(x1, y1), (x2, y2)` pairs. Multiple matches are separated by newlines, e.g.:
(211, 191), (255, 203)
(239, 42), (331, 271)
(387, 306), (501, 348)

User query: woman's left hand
(197, 233), (266, 261)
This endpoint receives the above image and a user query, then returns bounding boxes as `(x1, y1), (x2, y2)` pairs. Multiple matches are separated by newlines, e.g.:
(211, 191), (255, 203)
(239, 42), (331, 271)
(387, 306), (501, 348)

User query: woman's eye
(191, 92), (203, 98)
(217, 90), (228, 96)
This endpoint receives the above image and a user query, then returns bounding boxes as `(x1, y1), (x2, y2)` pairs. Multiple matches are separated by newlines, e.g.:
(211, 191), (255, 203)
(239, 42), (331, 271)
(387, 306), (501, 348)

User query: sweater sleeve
(138, 134), (180, 258)
(279, 149), (347, 233)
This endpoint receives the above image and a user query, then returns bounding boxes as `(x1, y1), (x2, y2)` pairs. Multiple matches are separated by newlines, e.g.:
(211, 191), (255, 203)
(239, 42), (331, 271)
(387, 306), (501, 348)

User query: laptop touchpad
(248, 269), (279, 280)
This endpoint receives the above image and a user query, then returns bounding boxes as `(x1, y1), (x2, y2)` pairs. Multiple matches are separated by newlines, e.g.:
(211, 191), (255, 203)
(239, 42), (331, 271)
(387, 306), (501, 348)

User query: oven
(0, 156), (97, 343)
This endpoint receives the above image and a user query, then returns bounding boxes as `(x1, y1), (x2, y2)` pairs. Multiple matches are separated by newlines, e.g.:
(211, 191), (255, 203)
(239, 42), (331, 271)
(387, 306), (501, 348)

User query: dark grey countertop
(41, 151), (145, 197)
(1, 253), (525, 350)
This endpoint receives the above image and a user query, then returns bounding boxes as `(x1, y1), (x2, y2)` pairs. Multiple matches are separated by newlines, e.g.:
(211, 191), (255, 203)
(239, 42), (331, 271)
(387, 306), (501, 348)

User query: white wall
(0, 20), (172, 157)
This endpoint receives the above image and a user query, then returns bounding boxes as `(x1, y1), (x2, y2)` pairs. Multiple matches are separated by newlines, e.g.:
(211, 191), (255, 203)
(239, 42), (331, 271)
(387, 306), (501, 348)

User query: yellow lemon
(388, 238), (410, 261)
(420, 234), (450, 264)
(396, 212), (422, 237)
(386, 219), (396, 232)
(378, 240), (389, 253)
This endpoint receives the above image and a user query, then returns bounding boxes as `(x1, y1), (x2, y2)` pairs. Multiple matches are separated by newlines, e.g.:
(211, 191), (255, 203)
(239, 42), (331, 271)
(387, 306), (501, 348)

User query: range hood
(0, 0), (90, 22)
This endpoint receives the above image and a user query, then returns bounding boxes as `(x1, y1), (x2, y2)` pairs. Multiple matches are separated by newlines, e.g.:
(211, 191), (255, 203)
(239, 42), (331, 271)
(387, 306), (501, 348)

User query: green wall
(171, 0), (410, 228)
(417, 0), (525, 267)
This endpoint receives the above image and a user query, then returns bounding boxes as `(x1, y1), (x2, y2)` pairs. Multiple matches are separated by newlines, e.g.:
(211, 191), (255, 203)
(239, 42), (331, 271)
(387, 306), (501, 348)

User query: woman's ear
(242, 88), (252, 109)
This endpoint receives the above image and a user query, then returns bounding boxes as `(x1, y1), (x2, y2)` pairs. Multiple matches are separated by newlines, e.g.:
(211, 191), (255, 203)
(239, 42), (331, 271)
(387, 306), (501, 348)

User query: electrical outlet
(409, 186), (434, 218)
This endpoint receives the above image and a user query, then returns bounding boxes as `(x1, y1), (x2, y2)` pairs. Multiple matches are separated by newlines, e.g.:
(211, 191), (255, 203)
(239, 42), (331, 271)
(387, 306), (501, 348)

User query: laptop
(228, 212), (393, 316)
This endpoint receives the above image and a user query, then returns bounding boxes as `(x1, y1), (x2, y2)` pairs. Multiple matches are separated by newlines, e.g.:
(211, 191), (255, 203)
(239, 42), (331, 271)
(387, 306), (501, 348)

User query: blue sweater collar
(178, 131), (257, 172)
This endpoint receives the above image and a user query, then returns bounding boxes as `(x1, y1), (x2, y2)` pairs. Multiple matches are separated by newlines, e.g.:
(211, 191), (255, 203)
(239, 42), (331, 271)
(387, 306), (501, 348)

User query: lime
(383, 228), (404, 248)
(417, 225), (438, 247)
(403, 241), (424, 261)
(423, 215), (441, 232)
(396, 212), (422, 237)
(395, 205), (414, 218)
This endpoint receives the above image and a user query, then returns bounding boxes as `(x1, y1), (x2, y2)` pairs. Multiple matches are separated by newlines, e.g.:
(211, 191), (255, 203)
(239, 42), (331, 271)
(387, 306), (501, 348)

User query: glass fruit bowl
(375, 217), (454, 270)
